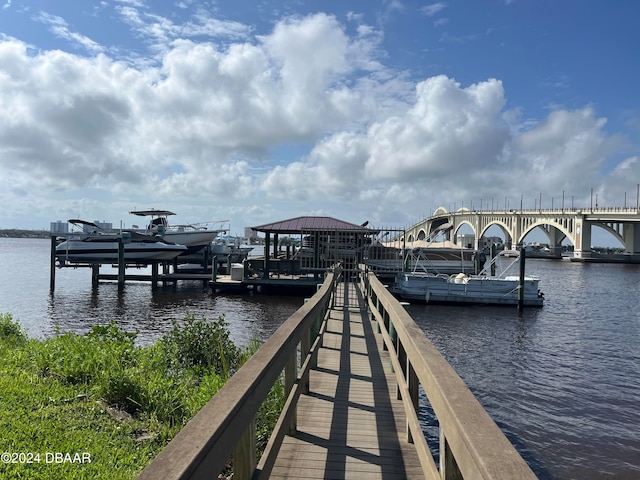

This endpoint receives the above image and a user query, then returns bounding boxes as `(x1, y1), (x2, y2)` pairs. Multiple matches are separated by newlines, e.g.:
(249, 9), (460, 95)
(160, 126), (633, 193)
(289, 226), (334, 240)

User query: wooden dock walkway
(269, 279), (423, 479)
(138, 268), (537, 480)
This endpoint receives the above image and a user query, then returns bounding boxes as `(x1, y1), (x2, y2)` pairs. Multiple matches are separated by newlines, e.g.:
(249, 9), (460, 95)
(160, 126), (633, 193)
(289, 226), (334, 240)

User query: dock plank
(268, 280), (424, 479)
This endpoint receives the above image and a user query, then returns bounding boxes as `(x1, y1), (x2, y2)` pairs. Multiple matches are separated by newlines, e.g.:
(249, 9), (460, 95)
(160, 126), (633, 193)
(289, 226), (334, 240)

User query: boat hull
(162, 230), (221, 249)
(125, 230), (223, 256)
(392, 273), (544, 306)
(56, 240), (187, 263)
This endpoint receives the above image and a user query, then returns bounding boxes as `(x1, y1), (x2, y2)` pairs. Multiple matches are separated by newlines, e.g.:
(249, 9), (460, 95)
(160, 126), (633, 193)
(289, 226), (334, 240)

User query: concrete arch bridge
(402, 206), (640, 261)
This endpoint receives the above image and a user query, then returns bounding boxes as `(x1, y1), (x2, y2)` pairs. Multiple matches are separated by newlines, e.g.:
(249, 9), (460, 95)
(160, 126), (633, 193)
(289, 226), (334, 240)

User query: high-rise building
(50, 221), (68, 233)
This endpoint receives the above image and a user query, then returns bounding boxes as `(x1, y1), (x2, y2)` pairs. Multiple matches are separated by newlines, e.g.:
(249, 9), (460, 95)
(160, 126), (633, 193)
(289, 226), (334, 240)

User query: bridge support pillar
(623, 223), (640, 254)
(547, 226), (564, 258)
(574, 217), (592, 259)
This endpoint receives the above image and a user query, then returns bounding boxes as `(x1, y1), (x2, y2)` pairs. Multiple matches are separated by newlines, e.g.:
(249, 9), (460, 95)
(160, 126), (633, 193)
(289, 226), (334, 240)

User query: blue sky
(0, 0), (638, 246)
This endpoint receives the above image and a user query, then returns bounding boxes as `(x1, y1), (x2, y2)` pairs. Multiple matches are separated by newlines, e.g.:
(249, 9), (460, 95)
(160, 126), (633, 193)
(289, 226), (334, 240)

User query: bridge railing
(431, 206), (640, 215)
(360, 266), (537, 480)
(137, 268), (341, 480)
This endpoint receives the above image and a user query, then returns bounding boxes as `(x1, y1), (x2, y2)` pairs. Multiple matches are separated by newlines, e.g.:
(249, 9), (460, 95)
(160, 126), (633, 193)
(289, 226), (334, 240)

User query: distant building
(480, 236), (503, 250)
(50, 221), (68, 233)
(456, 233), (475, 249)
(456, 234), (504, 250)
(94, 221), (113, 232)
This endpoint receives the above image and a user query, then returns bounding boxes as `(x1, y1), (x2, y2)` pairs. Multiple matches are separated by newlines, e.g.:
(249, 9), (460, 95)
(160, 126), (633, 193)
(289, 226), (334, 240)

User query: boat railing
(406, 248), (470, 275)
(477, 250), (526, 278)
(360, 264), (537, 479)
(172, 220), (229, 232)
(137, 267), (341, 480)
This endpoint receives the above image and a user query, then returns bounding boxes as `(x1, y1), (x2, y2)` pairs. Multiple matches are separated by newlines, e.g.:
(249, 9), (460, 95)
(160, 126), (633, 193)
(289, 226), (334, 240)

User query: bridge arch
(433, 206), (448, 216)
(478, 221), (512, 245)
(406, 229), (428, 242)
(453, 221), (477, 239)
(521, 221), (572, 247)
(593, 223), (624, 246)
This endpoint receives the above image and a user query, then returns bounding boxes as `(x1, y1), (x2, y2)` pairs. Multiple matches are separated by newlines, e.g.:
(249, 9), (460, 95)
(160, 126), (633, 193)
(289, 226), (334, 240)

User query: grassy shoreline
(0, 313), (282, 479)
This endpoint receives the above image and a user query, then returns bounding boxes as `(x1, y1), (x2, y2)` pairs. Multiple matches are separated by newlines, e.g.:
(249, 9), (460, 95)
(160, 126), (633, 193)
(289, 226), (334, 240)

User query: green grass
(0, 312), (284, 479)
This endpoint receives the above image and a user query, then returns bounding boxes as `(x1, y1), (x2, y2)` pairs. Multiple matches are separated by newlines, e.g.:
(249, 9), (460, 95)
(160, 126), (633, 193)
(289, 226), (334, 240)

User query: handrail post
(285, 353), (297, 433)
(382, 310), (390, 351)
(440, 431), (463, 480)
(301, 326), (311, 393)
(406, 360), (418, 443)
(233, 419), (256, 480)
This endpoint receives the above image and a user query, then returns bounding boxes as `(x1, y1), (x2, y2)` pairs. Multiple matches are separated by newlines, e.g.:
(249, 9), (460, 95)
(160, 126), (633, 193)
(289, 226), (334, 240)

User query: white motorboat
(129, 209), (226, 255)
(211, 235), (254, 265)
(390, 251), (544, 306)
(56, 220), (187, 264)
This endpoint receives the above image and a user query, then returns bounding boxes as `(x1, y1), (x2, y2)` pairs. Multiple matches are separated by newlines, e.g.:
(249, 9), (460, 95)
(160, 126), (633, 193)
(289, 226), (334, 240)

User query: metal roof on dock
(252, 216), (377, 234)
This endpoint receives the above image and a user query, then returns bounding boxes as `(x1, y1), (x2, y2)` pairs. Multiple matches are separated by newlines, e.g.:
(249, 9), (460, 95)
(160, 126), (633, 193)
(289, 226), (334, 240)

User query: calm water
(0, 238), (301, 346)
(1, 238), (639, 479)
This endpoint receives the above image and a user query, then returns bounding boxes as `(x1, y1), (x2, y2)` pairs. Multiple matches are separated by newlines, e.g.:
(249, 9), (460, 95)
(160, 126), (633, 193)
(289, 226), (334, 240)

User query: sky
(0, 1), (639, 245)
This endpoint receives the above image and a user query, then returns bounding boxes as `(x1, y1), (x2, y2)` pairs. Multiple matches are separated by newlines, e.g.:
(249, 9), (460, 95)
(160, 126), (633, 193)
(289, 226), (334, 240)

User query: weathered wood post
(117, 237), (125, 290)
(518, 246), (526, 311)
(151, 262), (158, 290)
(491, 243), (497, 276)
(440, 433), (463, 480)
(233, 419), (256, 480)
(211, 255), (218, 281)
(382, 309), (390, 351)
(406, 361), (419, 443)
(49, 235), (57, 292)
(285, 352), (297, 433)
(91, 264), (100, 288)
(301, 323), (311, 393)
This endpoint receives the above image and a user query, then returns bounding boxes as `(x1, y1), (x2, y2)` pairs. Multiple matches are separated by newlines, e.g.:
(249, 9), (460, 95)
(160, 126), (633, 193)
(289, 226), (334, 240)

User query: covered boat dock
(211, 216), (378, 293)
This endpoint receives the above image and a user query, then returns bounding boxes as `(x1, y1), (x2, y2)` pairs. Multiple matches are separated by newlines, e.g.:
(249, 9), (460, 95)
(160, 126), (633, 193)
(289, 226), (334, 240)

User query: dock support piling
(49, 236), (57, 292)
(118, 238), (125, 290)
(491, 244), (497, 276)
(92, 264), (100, 288)
(518, 247), (526, 311)
(151, 262), (159, 290)
(211, 255), (218, 282)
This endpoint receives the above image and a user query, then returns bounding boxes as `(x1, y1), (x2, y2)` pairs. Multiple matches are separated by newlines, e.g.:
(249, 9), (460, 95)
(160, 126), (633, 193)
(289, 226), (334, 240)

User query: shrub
(28, 321), (138, 386)
(0, 313), (27, 345)
(160, 313), (240, 376)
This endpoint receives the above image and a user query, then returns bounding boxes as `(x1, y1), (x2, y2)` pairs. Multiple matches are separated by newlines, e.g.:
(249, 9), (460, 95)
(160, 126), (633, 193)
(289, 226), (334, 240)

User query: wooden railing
(137, 269), (340, 480)
(360, 266), (537, 479)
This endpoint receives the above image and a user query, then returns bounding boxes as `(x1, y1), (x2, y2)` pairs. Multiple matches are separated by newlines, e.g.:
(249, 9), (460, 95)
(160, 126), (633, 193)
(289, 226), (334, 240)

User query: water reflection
(42, 279), (304, 347)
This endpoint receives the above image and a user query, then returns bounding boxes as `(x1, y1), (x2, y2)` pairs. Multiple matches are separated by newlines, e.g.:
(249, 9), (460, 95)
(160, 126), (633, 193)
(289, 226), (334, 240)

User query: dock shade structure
(251, 216), (379, 278)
